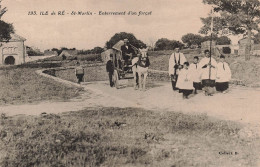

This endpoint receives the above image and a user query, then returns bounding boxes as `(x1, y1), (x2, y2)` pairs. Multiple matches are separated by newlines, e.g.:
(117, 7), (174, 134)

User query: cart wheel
(113, 70), (119, 89)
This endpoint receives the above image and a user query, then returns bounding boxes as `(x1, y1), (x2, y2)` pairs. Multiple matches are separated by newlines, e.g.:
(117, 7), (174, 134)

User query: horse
(136, 48), (150, 91)
(131, 56), (139, 89)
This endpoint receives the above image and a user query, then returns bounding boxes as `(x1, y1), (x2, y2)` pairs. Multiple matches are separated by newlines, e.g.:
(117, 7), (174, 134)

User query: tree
(202, 34), (218, 42)
(91, 46), (104, 54)
(106, 32), (146, 49)
(148, 37), (156, 51)
(51, 48), (59, 52)
(27, 46), (44, 56)
(216, 36), (231, 45)
(200, 0), (260, 60)
(155, 38), (184, 51)
(0, 0), (14, 41)
(181, 33), (203, 48)
(199, 16), (227, 35)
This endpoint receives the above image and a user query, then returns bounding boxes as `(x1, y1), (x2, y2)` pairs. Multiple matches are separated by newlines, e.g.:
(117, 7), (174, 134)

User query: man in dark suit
(121, 39), (135, 64)
(106, 54), (114, 87)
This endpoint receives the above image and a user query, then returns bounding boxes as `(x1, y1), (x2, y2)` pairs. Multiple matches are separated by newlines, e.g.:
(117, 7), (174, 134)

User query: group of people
(169, 48), (231, 99)
(106, 39), (137, 87)
(106, 39), (150, 89)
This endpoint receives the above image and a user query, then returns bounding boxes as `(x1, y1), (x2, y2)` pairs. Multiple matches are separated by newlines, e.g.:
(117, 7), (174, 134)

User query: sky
(2, 0), (217, 51)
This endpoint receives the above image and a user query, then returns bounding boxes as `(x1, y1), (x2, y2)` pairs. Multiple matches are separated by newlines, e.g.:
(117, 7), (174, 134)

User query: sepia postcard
(0, 0), (260, 166)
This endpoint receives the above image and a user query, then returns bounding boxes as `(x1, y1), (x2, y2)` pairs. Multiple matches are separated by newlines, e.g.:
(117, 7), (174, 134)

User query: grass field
(55, 65), (108, 83)
(0, 68), (83, 105)
(0, 107), (259, 167)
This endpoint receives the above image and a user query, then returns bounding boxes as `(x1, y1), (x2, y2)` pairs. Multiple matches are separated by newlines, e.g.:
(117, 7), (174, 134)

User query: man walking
(75, 62), (84, 84)
(168, 47), (186, 90)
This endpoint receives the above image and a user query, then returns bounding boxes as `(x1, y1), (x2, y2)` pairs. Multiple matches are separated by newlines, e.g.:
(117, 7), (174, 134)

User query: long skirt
(216, 82), (229, 92)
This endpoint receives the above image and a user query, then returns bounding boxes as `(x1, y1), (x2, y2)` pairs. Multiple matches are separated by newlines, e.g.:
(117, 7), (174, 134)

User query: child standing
(176, 62), (194, 99)
(216, 55), (231, 93)
(189, 56), (202, 94)
(75, 62), (84, 84)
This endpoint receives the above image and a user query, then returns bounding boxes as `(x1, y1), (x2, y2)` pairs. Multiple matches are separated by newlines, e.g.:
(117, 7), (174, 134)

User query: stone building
(201, 40), (216, 55)
(0, 34), (26, 65)
(238, 38), (254, 56)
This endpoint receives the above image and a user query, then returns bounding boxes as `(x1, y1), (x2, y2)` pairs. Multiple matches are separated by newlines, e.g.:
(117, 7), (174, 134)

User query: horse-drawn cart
(111, 40), (139, 89)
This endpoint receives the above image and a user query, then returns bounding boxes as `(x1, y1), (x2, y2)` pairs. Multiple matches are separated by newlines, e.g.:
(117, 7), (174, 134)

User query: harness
(137, 56), (149, 68)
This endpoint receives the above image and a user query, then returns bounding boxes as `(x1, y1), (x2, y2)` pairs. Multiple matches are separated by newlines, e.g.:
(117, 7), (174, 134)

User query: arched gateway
(4, 56), (15, 65)
(0, 34), (26, 65)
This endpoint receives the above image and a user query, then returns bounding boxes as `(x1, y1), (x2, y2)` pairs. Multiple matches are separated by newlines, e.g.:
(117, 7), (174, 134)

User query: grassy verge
(55, 65), (108, 83)
(0, 68), (83, 105)
(1, 107), (259, 167)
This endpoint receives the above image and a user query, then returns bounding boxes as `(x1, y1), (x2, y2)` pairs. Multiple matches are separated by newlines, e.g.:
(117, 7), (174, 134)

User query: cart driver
(121, 39), (136, 65)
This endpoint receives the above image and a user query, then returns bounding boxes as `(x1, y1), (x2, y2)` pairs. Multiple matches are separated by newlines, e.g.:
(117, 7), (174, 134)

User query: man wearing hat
(121, 39), (135, 65)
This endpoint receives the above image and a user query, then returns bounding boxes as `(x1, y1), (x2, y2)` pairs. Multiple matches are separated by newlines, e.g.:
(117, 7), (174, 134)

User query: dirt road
(87, 81), (260, 124)
(1, 79), (259, 127)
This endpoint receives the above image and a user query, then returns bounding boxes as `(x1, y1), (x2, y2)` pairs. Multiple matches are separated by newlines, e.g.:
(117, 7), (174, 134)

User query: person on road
(176, 62), (194, 99)
(106, 54), (115, 87)
(189, 56), (202, 94)
(198, 49), (217, 96)
(75, 61), (84, 84)
(216, 55), (231, 93)
(121, 39), (136, 65)
(168, 47), (187, 91)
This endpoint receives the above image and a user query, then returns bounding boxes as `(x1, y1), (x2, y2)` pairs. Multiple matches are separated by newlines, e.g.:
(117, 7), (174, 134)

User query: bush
(223, 47), (231, 54)
(0, 62), (62, 70)
(76, 54), (102, 62)
(37, 54), (102, 63)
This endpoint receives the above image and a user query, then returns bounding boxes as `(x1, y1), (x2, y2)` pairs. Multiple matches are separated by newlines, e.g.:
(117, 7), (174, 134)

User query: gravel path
(0, 75), (259, 136)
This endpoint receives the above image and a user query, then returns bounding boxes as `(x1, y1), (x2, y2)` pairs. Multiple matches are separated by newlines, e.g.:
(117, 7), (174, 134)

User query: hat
(184, 62), (189, 66)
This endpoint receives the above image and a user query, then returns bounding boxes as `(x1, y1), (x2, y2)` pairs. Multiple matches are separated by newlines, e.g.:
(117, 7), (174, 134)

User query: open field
(55, 65), (108, 83)
(1, 107), (259, 167)
(0, 67), (83, 105)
